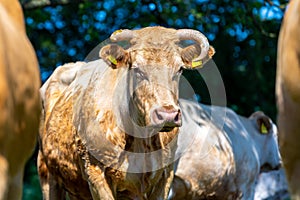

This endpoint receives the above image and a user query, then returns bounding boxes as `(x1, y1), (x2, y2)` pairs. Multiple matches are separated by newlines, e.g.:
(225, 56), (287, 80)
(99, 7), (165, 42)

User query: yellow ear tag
(112, 29), (123, 36)
(192, 60), (203, 68)
(108, 55), (117, 65)
(260, 123), (268, 134)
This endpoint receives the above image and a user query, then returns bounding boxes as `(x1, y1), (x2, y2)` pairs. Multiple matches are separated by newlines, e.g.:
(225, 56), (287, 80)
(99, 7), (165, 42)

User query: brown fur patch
(97, 110), (126, 148)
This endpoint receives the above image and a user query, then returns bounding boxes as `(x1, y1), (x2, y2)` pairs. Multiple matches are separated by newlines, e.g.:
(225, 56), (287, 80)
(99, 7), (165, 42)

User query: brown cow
(38, 26), (214, 199)
(0, 0), (41, 199)
(276, 0), (300, 199)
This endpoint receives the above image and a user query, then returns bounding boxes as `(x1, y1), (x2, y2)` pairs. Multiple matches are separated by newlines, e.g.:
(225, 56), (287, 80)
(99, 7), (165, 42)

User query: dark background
(19, 0), (287, 199)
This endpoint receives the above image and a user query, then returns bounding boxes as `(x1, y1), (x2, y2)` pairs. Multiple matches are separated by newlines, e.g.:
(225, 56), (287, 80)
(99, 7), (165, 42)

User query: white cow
(169, 99), (282, 200)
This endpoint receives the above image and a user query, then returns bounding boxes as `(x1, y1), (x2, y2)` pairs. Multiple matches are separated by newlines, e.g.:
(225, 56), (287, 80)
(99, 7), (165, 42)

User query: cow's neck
(107, 68), (179, 172)
(121, 128), (178, 174)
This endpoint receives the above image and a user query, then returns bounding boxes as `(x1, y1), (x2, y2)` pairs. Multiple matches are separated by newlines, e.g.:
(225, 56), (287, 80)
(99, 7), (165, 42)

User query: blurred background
(19, 0), (287, 199)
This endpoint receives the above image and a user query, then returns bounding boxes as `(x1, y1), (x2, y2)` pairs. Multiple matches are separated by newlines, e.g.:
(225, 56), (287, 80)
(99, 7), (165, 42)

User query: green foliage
(20, 0), (288, 199)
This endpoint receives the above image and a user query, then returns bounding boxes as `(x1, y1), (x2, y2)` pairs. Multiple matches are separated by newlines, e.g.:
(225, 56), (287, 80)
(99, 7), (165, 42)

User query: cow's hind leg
(0, 155), (8, 200)
(7, 168), (24, 200)
(0, 155), (26, 200)
(38, 151), (65, 200)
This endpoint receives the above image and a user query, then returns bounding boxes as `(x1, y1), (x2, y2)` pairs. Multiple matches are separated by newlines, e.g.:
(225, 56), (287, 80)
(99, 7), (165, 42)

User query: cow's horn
(110, 29), (135, 42)
(176, 29), (209, 61)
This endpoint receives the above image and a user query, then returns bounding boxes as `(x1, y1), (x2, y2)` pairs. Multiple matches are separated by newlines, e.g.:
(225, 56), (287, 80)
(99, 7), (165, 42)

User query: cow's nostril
(274, 162), (282, 170)
(174, 110), (180, 122)
(174, 114), (179, 122)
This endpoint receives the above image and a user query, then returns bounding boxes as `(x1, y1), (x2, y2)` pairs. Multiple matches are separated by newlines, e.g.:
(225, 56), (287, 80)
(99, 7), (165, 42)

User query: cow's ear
(99, 44), (130, 69)
(181, 45), (215, 69)
(256, 116), (272, 134)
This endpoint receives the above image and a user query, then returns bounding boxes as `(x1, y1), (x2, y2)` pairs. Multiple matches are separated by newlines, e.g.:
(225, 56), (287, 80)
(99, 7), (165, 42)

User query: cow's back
(0, 0), (41, 199)
(276, 0), (300, 198)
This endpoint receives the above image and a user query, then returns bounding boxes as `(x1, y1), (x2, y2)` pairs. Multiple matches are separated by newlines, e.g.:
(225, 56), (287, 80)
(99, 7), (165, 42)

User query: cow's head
(249, 111), (282, 172)
(99, 27), (214, 131)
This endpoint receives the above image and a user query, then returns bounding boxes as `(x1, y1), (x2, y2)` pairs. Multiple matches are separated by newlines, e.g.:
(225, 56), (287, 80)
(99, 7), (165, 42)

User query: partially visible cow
(38, 27), (215, 199)
(168, 99), (282, 200)
(0, 0), (41, 199)
(276, 0), (300, 199)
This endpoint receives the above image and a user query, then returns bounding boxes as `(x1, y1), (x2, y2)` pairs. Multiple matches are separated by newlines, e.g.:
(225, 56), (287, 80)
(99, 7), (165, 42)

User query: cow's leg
(37, 151), (65, 200)
(0, 155), (8, 200)
(38, 150), (50, 200)
(85, 165), (115, 200)
(168, 175), (191, 200)
(149, 166), (174, 200)
(6, 168), (24, 200)
(75, 135), (114, 200)
(0, 156), (24, 200)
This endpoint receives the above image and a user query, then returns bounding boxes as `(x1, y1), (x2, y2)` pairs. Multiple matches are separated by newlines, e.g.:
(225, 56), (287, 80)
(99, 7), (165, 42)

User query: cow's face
(100, 27), (214, 130)
(128, 48), (183, 130)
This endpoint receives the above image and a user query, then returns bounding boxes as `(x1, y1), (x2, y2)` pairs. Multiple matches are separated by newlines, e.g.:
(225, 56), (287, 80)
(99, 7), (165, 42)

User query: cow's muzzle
(260, 161), (282, 173)
(151, 106), (182, 130)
